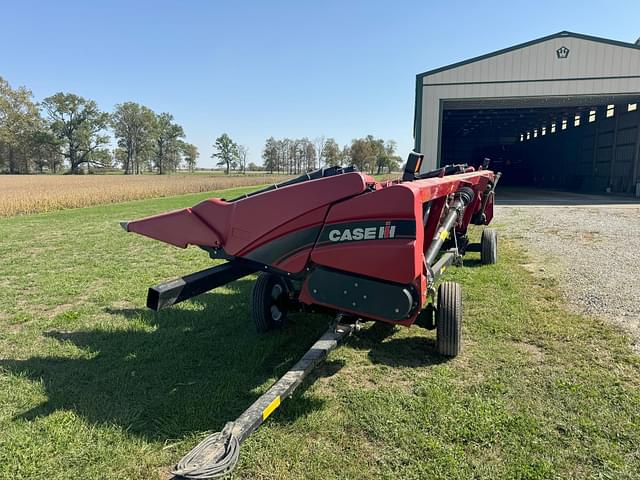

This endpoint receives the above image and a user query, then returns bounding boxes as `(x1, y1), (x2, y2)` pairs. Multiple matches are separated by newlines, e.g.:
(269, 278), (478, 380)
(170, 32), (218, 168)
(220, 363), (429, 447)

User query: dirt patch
(158, 465), (175, 480)
(512, 341), (544, 362)
(45, 303), (74, 317)
(581, 231), (602, 243)
(520, 262), (547, 277)
(110, 300), (137, 310)
(5, 322), (25, 334)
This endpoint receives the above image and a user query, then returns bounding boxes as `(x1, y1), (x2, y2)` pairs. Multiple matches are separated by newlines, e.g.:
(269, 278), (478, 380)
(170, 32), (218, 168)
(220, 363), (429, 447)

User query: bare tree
(238, 144), (248, 173)
(183, 143), (199, 172)
(314, 135), (326, 170)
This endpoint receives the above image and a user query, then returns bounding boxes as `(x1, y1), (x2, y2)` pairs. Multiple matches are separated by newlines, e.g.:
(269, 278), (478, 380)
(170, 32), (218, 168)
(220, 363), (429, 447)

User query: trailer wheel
(252, 273), (289, 333)
(480, 228), (498, 265)
(436, 282), (462, 357)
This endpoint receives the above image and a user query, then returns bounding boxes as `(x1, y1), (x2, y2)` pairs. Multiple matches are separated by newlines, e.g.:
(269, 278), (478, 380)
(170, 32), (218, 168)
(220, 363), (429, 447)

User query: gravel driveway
(496, 187), (640, 352)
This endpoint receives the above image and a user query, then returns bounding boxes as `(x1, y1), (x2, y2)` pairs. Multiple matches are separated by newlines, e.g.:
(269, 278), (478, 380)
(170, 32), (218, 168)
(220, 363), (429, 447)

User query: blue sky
(1, 0), (639, 168)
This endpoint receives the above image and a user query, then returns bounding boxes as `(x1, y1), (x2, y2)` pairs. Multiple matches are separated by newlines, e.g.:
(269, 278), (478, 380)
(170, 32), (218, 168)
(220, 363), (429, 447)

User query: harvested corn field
(0, 174), (290, 217)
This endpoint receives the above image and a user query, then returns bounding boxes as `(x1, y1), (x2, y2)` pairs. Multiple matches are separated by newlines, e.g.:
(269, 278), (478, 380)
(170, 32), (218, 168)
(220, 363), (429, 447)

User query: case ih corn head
(122, 153), (500, 478)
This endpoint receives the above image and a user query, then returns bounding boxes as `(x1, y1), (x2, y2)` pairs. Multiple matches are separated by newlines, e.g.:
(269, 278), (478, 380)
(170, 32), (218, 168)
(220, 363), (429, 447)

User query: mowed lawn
(0, 187), (639, 479)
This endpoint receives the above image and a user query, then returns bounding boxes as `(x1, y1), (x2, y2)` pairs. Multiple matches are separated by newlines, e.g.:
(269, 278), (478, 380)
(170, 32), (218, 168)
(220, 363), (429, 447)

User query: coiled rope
(172, 422), (240, 479)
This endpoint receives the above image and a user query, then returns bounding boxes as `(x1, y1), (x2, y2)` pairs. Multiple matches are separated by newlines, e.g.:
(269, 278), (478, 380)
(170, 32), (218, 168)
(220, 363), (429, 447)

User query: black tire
(480, 228), (498, 265)
(251, 273), (289, 333)
(436, 282), (462, 357)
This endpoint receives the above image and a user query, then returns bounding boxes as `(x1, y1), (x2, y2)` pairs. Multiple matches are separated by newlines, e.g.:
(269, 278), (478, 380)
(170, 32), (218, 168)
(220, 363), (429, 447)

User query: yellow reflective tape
(440, 266), (446, 275)
(439, 230), (449, 241)
(262, 396), (281, 421)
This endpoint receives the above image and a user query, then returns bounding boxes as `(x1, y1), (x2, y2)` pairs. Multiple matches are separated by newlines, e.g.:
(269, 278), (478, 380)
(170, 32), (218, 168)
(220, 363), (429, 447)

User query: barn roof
(413, 31), (640, 147)
(417, 31), (640, 80)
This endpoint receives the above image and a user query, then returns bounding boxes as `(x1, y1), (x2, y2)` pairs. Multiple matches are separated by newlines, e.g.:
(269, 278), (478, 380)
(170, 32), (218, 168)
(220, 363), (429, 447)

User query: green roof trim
(412, 31), (640, 151)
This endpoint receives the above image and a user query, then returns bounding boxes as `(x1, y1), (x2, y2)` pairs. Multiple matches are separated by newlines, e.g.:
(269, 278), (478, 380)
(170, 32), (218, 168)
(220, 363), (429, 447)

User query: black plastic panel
(307, 267), (416, 321)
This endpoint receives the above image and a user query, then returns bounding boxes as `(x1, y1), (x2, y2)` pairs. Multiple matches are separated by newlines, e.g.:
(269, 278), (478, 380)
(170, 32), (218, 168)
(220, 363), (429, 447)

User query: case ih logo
(329, 221), (396, 242)
(556, 46), (570, 59)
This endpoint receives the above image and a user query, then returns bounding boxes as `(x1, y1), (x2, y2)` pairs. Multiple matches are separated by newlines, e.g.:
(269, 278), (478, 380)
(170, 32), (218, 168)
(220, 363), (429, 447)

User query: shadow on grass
(462, 257), (483, 268)
(349, 322), (448, 368)
(1, 278), (448, 441)
(0, 278), (330, 441)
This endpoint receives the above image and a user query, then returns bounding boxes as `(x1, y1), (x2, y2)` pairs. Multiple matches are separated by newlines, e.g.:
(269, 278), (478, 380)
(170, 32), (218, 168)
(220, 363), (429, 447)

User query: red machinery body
(121, 157), (502, 477)
(124, 160), (497, 328)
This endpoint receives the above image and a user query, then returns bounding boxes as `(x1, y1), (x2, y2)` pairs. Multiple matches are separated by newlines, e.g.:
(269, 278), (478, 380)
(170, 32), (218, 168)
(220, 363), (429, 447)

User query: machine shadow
(462, 257), (483, 268)
(349, 322), (448, 368)
(0, 277), (330, 441)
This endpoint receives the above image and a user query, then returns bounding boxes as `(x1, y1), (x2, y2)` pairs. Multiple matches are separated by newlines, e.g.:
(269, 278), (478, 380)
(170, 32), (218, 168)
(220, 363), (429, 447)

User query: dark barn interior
(440, 96), (640, 194)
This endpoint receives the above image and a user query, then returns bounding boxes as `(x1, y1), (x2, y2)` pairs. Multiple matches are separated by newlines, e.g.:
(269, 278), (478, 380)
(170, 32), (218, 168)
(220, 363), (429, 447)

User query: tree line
(2, 75), (404, 176)
(261, 135), (401, 175)
(0, 76), (199, 174)
(209, 133), (403, 176)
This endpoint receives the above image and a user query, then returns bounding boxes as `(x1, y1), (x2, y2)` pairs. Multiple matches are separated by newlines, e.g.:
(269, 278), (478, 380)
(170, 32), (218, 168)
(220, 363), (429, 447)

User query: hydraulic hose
(424, 187), (474, 266)
(473, 172), (502, 225)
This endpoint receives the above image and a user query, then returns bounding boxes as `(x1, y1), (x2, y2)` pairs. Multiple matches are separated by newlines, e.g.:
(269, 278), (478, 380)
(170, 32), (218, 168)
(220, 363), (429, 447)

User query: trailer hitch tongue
(171, 321), (357, 479)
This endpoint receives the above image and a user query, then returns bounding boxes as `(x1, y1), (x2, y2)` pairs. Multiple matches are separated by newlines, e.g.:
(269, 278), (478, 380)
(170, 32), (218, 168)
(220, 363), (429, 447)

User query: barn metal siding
(415, 31), (640, 193)
(508, 107), (640, 193)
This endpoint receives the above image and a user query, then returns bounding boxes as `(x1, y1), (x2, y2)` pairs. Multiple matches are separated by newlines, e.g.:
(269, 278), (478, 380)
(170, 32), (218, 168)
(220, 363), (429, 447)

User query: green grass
(0, 188), (639, 479)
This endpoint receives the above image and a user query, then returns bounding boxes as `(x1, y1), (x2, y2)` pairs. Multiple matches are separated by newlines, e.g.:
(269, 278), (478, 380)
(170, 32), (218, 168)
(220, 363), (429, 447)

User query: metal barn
(414, 31), (640, 194)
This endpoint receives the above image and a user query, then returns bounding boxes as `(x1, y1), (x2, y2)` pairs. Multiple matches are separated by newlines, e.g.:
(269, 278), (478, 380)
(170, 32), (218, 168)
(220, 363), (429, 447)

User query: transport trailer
(121, 152), (500, 478)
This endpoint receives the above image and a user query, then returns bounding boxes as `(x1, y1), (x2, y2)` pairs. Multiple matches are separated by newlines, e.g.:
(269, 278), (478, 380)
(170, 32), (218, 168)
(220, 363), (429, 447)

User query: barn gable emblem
(556, 46), (570, 59)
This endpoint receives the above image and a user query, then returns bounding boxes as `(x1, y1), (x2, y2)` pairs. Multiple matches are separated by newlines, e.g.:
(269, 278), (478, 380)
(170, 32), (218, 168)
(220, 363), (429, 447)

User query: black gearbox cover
(307, 267), (417, 321)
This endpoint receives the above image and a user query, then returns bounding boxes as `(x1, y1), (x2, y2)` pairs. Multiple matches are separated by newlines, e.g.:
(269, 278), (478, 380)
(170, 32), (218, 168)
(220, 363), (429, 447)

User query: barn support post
(436, 100), (444, 167)
(608, 104), (622, 192)
(632, 108), (640, 196)
(591, 107), (601, 182)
